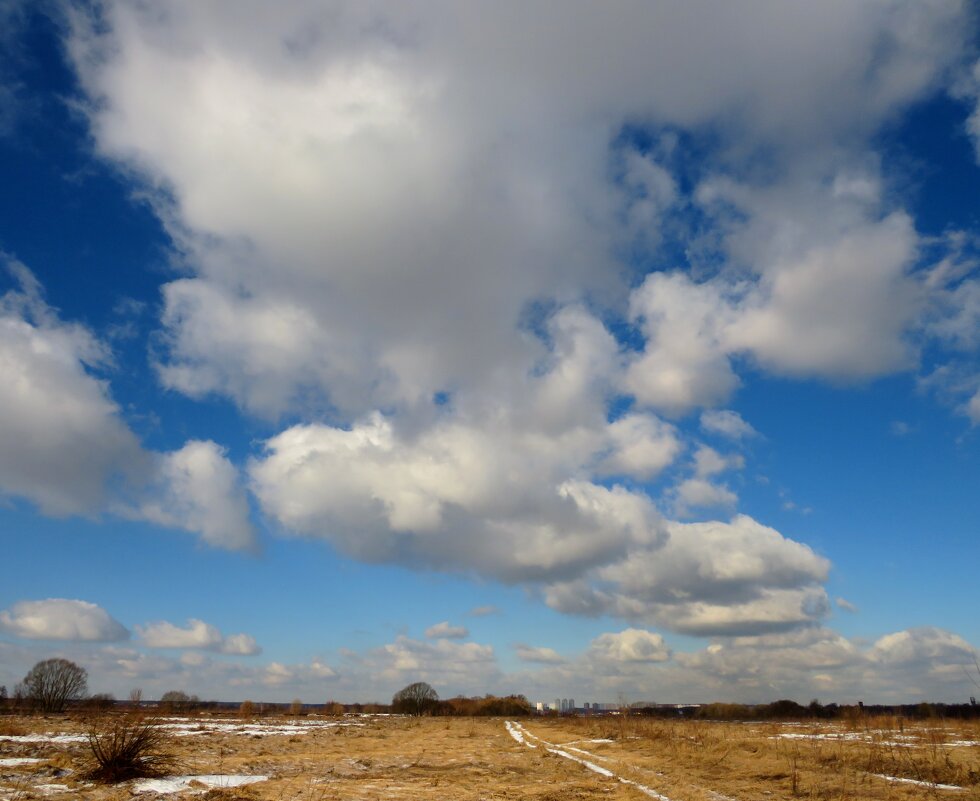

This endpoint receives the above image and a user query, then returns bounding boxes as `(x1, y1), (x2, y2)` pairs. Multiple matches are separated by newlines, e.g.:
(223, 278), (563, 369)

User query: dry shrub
(83, 717), (179, 783)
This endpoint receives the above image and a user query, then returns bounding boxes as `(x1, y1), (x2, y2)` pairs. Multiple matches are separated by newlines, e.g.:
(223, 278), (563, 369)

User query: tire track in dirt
(506, 721), (673, 800)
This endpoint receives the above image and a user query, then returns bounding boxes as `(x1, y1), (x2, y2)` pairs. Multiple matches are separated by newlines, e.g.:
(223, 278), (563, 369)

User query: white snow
(505, 720), (535, 747)
(547, 747), (614, 777)
(775, 732), (917, 747)
(33, 784), (71, 795)
(155, 718), (359, 737)
(0, 734), (87, 743)
(869, 773), (964, 791)
(0, 758), (42, 766)
(132, 774), (269, 794)
(559, 744), (611, 761)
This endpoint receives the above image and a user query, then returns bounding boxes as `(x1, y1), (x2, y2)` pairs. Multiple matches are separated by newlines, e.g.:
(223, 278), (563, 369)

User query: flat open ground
(1, 713), (978, 800)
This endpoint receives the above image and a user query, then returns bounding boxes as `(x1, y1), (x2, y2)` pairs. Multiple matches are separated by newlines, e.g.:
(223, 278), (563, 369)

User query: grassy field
(1, 712), (978, 799)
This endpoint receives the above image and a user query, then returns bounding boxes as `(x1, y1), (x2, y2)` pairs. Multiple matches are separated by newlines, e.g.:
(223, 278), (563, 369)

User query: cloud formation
(425, 621), (469, 640)
(0, 598), (129, 642)
(249, 409), (666, 584)
(515, 644), (566, 665)
(65, 0), (973, 424)
(699, 410), (758, 441)
(38, 0), (980, 654)
(0, 259), (144, 515)
(1, 620), (974, 705)
(545, 515), (830, 636)
(0, 260), (257, 551)
(137, 618), (261, 655)
(133, 441), (257, 552)
(588, 629), (671, 664)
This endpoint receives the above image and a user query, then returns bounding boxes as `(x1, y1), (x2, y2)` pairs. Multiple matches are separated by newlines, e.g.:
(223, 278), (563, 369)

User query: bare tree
(129, 688), (143, 708)
(391, 681), (438, 716)
(22, 658), (88, 713)
(159, 690), (198, 713)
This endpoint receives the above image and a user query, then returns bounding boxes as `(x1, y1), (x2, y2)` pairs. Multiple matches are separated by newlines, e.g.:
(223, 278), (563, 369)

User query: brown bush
(83, 717), (178, 783)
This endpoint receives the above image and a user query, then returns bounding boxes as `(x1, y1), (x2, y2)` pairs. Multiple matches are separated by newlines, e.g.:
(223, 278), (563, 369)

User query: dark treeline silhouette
(623, 699), (980, 721)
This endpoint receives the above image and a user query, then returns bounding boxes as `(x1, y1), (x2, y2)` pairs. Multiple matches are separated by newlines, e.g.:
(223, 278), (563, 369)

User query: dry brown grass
(540, 713), (980, 799)
(0, 712), (977, 800)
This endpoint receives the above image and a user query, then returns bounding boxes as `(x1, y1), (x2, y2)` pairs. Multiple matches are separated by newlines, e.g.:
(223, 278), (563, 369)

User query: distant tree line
(3, 661), (978, 720)
(389, 681), (532, 716)
(624, 699), (980, 721)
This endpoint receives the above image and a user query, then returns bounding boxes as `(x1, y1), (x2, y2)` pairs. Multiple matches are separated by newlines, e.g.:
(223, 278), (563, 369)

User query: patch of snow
(0, 734), (87, 744)
(869, 773), (964, 791)
(155, 719), (359, 737)
(133, 774), (269, 794)
(559, 744), (611, 761)
(33, 784), (71, 794)
(0, 758), (42, 766)
(774, 732), (916, 747)
(547, 747), (614, 777)
(505, 721), (535, 747)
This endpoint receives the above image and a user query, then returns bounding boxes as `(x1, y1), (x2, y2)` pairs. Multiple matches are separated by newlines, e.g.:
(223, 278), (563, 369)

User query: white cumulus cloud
(0, 598), (128, 642)
(0, 259), (145, 515)
(588, 629), (670, 664)
(131, 440), (257, 552)
(137, 618), (261, 655)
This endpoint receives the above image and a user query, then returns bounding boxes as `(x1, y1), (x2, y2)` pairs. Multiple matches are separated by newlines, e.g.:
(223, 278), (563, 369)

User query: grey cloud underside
(25, 0), (980, 634)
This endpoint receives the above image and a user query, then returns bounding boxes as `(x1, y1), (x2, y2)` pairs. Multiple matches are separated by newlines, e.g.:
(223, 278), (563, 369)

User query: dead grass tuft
(82, 716), (180, 783)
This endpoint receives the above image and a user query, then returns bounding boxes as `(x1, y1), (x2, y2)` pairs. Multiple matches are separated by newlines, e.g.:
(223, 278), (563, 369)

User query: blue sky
(1, 1), (980, 705)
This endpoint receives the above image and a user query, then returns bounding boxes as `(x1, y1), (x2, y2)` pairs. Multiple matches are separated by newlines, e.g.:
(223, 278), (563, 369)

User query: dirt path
(507, 720), (677, 800)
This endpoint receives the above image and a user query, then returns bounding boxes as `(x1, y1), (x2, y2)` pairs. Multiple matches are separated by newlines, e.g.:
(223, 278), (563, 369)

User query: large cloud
(545, 515), (830, 636)
(626, 210), (922, 414)
(248, 311), (669, 583)
(0, 598), (129, 642)
(0, 260), (256, 550)
(0, 260), (145, 515)
(65, 0), (970, 421)
(51, 0), (980, 643)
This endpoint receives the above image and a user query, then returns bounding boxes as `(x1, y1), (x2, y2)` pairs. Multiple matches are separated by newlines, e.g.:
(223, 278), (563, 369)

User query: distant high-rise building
(568, 698), (575, 710)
